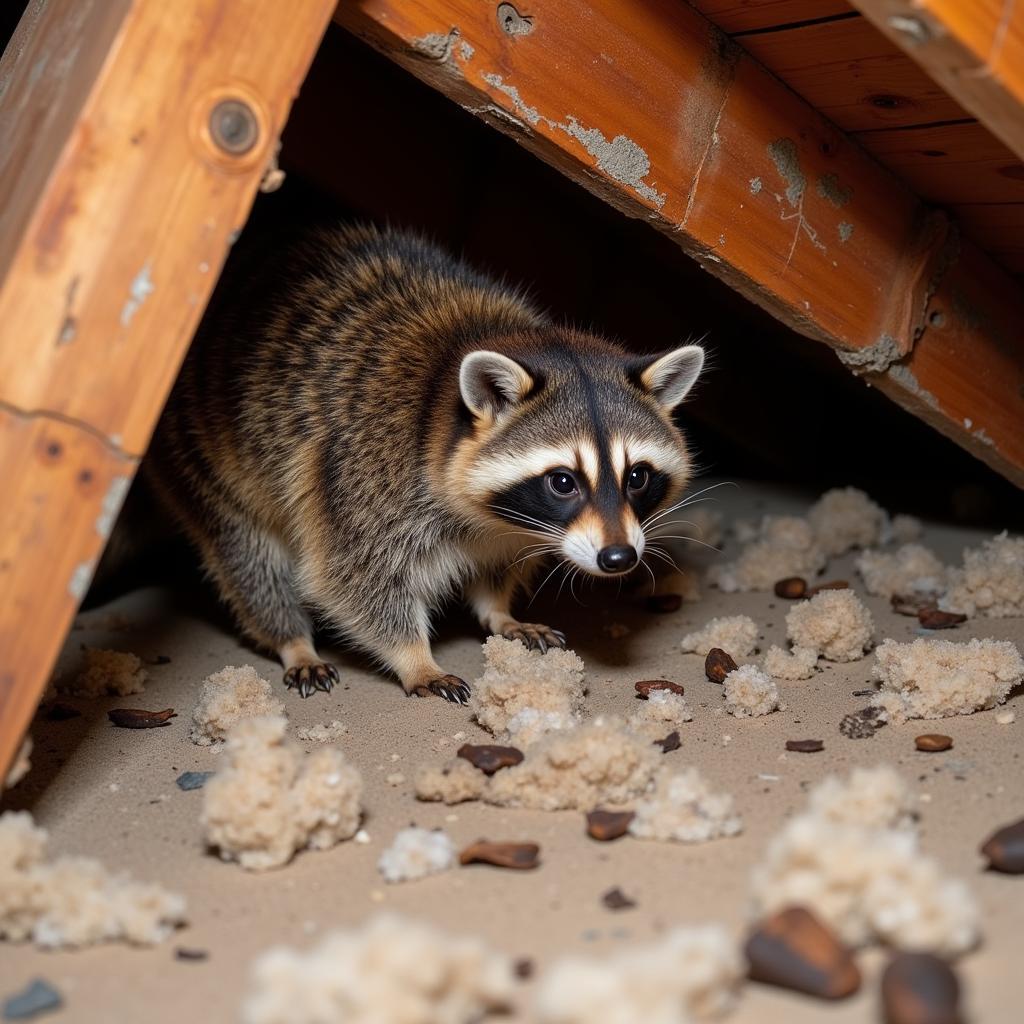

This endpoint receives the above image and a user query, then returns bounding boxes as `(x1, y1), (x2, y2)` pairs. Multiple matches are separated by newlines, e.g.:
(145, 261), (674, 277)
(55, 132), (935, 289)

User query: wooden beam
(335, 0), (1024, 487)
(0, 0), (336, 779)
(848, 0), (1024, 161)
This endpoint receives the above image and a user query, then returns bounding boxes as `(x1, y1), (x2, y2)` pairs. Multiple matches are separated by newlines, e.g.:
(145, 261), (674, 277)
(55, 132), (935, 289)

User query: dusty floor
(3, 481), (1022, 1022)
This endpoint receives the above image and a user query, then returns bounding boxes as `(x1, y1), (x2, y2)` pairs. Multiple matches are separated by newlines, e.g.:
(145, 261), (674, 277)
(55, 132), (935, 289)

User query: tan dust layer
(2, 487), (1023, 1024)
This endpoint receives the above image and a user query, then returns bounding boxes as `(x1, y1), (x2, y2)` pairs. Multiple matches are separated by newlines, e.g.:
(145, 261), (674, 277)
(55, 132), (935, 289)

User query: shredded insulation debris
(241, 913), (515, 1024)
(856, 544), (947, 599)
(942, 532), (1024, 618)
(871, 637), (1024, 721)
(786, 589), (874, 662)
(708, 516), (825, 593)
(807, 487), (887, 556)
(201, 715), (362, 871)
(680, 615), (759, 658)
(377, 827), (455, 883)
(190, 665), (285, 748)
(61, 648), (147, 697)
(470, 636), (586, 746)
(763, 644), (817, 681)
(628, 689), (693, 739)
(750, 766), (979, 956)
(723, 664), (782, 718)
(629, 768), (742, 844)
(0, 811), (186, 949)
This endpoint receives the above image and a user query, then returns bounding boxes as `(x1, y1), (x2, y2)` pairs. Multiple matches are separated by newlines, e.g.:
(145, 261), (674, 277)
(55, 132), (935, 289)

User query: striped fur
(147, 223), (702, 700)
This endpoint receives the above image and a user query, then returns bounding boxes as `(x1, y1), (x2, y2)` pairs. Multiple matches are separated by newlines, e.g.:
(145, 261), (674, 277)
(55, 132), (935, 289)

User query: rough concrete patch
(459, 41), (475, 60)
(973, 427), (995, 447)
(562, 117), (666, 207)
(482, 73), (542, 125)
(95, 475), (131, 539)
(120, 264), (154, 327)
(888, 364), (939, 409)
(749, 177), (762, 195)
(836, 333), (903, 374)
(767, 138), (805, 207)
(839, 221), (854, 243)
(497, 2), (534, 36)
(816, 173), (853, 208)
(412, 28), (460, 62)
(701, 23), (741, 90)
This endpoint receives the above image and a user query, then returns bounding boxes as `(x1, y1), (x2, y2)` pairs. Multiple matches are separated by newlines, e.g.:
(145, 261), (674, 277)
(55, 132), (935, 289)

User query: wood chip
(980, 817), (1024, 874)
(175, 947), (209, 962)
(107, 708), (176, 729)
(456, 743), (524, 775)
(459, 840), (540, 869)
(644, 593), (682, 613)
(806, 580), (849, 597)
(773, 577), (807, 599)
(917, 607), (967, 630)
(602, 886), (637, 910)
(513, 958), (535, 980)
(746, 906), (860, 1000)
(915, 734), (953, 752)
(891, 593), (941, 616)
(704, 648), (737, 684)
(586, 809), (634, 841)
(654, 731), (681, 753)
(634, 679), (684, 698)
(786, 739), (824, 753)
(881, 953), (961, 1024)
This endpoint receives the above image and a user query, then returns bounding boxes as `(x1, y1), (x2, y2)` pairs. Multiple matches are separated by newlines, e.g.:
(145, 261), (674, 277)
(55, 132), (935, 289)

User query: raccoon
(147, 223), (704, 702)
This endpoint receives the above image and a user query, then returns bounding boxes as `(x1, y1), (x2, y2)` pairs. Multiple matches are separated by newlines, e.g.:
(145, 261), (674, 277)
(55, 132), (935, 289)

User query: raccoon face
(453, 334), (704, 578)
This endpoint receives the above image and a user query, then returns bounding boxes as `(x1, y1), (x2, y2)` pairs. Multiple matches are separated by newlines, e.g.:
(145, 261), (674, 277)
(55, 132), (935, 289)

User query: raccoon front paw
(284, 661), (339, 699)
(499, 622), (567, 654)
(411, 674), (472, 705)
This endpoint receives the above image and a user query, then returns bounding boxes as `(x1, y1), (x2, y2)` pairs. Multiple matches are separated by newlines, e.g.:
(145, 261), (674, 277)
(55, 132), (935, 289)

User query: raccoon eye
(627, 464), (651, 493)
(547, 470), (579, 496)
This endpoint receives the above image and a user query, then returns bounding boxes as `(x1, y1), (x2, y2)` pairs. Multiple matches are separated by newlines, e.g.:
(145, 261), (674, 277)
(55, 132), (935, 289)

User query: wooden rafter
(849, 0), (1024, 161)
(0, 0), (336, 778)
(334, 0), (1024, 487)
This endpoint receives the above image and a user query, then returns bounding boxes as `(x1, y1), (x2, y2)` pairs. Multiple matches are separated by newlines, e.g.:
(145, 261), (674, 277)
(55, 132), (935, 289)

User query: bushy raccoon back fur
(148, 223), (704, 701)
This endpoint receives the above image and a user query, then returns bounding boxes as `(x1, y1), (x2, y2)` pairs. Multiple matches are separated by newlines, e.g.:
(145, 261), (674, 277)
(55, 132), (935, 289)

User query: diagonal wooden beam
(335, 0), (1024, 488)
(0, 0), (336, 779)
(848, 0), (1024, 161)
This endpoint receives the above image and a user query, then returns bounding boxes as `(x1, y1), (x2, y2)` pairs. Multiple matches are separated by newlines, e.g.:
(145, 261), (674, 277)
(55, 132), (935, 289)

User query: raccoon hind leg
(193, 509), (337, 698)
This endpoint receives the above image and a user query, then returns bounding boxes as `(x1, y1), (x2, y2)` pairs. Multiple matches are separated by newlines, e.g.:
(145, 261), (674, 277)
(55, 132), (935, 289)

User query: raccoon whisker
(488, 505), (567, 538)
(506, 546), (560, 572)
(528, 558), (571, 607)
(638, 556), (658, 595)
(645, 545), (682, 573)
(643, 532), (722, 554)
(640, 481), (737, 530)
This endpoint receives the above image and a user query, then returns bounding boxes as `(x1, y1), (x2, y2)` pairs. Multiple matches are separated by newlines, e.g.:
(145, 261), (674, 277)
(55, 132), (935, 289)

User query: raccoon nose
(597, 545), (638, 573)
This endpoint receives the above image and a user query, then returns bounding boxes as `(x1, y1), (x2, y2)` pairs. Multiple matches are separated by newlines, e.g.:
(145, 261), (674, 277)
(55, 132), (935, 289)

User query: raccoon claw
(412, 674), (471, 705)
(500, 623), (567, 653)
(284, 662), (338, 698)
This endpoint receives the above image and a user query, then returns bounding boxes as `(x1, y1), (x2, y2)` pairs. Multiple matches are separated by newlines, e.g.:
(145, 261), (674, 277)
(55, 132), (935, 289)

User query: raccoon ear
(459, 350), (534, 418)
(638, 345), (704, 410)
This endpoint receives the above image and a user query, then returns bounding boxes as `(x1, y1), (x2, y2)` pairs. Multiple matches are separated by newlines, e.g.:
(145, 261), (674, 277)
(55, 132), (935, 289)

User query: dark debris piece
(586, 809), (634, 841)
(457, 743), (524, 775)
(44, 702), (81, 721)
(881, 952), (961, 1024)
(917, 608), (967, 630)
(107, 708), (176, 729)
(175, 947), (209, 962)
(981, 817), (1024, 874)
(176, 771), (214, 791)
(644, 593), (682, 614)
(3, 979), (62, 1020)
(602, 886), (637, 911)
(839, 706), (885, 739)
(786, 739), (824, 753)
(654, 731), (681, 753)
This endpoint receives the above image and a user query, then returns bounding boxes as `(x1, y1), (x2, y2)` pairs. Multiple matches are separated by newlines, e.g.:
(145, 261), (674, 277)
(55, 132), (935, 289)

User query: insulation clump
(470, 636), (586, 746)
(628, 689), (693, 740)
(200, 715), (362, 871)
(870, 637), (1024, 722)
(708, 516), (825, 593)
(723, 664), (782, 718)
(485, 717), (661, 811)
(377, 827), (455, 883)
(808, 487), (887, 556)
(891, 514), (923, 544)
(0, 810), (186, 949)
(856, 544), (947, 598)
(61, 648), (147, 697)
(295, 720), (347, 743)
(763, 644), (817, 681)
(241, 913), (515, 1024)
(786, 589), (874, 662)
(680, 615), (758, 658)
(629, 768), (742, 844)
(750, 766), (979, 956)
(535, 925), (742, 1024)
(414, 759), (488, 804)
(942, 531), (1024, 618)
(190, 665), (285, 748)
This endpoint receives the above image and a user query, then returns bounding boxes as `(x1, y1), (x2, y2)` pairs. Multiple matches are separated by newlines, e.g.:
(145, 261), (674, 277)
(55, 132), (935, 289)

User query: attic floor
(3, 481), (1022, 1022)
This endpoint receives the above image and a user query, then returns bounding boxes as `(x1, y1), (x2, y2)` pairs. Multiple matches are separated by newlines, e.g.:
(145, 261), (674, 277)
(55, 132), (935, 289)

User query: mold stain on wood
(768, 138), (826, 263)
(119, 263), (154, 327)
(94, 474), (131, 539)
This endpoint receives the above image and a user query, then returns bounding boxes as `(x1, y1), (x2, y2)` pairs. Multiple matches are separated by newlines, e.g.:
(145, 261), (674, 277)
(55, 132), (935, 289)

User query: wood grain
(335, 0), (1024, 483)
(739, 15), (970, 130)
(850, 0), (1024, 159)
(0, 0), (336, 779)
(689, 1), (854, 34)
